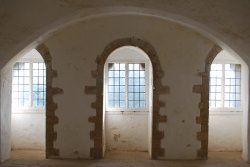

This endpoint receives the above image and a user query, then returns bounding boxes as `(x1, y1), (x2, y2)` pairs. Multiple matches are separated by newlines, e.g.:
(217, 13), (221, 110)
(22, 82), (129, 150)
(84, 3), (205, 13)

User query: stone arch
(33, 44), (63, 158)
(196, 44), (249, 160)
(87, 37), (169, 159)
(195, 45), (222, 159)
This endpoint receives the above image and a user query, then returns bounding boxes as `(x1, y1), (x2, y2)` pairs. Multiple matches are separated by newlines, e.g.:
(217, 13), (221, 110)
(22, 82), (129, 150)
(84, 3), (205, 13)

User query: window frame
(209, 62), (242, 112)
(12, 59), (46, 112)
(105, 60), (149, 112)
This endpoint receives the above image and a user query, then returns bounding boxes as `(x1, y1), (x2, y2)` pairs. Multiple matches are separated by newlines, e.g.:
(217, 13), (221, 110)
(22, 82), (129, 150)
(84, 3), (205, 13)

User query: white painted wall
(209, 51), (244, 152)
(105, 112), (148, 151)
(0, 1), (250, 162)
(209, 112), (242, 151)
(11, 112), (45, 150)
(44, 15), (214, 159)
(0, 66), (12, 162)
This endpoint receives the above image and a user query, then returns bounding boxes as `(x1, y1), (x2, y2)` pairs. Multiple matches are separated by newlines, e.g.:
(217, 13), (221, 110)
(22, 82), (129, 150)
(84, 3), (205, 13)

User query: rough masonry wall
(44, 15), (214, 159)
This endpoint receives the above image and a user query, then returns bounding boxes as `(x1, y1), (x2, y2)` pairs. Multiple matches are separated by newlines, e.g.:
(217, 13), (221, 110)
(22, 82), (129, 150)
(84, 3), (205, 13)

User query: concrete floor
(1, 150), (250, 167)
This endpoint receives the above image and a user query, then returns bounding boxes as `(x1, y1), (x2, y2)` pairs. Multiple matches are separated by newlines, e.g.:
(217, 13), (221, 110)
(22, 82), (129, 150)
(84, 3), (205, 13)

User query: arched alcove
(11, 49), (46, 157)
(0, 44), (61, 161)
(103, 46), (153, 158)
(201, 46), (249, 161)
(89, 38), (168, 159)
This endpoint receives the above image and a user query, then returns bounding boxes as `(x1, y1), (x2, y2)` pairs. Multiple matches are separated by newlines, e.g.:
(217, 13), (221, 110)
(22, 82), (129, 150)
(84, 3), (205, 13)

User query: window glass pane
(134, 101), (140, 108)
(134, 64), (139, 70)
(120, 64), (125, 70)
(120, 101), (125, 108)
(24, 77), (29, 84)
(128, 71), (134, 77)
(134, 78), (140, 85)
(107, 63), (127, 108)
(107, 62), (146, 109)
(114, 64), (120, 70)
(128, 101), (134, 108)
(128, 86), (133, 92)
(120, 93), (125, 101)
(108, 78), (114, 85)
(134, 93), (140, 100)
(128, 64), (133, 70)
(23, 99), (29, 107)
(109, 71), (114, 77)
(140, 71), (145, 77)
(236, 101), (241, 107)
(33, 70), (38, 76)
(120, 78), (125, 85)
(114, 71), (119, 77)
(215, 101), (222, 107)
(114, 86), (119, 92)
(140, 93), (145, 100)
(216, 64), (222, 70)
(33, 63), (39, 69)
(120, 86), (125, 92)
(236, 93), (240, 100)
(120, 71), (125, 77)
(128, 93), (134, 100)
(209, 63), (241, 109)
(114, 78), (119, 85)
(140, 101), (145, 108)
(134, 71), (139, 77)
(209, 101), (215, 107)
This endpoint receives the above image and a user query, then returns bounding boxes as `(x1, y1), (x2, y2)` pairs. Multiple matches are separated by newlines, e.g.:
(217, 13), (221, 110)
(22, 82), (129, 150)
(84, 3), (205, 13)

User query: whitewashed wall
(11, 112), (45, 150)
(0, 66), (12, 161)
(105, 112), (148, 151)
(44, 15), (214, 159)
(209, 112), (242, 151)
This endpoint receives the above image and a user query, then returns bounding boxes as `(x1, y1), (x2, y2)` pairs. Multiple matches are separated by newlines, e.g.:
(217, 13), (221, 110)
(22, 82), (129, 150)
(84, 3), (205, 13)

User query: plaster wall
(44, 15), (214, 159)
(0, 66), (12, 161)
(0, 0), (250, 162)
(105, 112), (148, 151)
(11, 113), (45, 150)
(209, 112), (242, 151)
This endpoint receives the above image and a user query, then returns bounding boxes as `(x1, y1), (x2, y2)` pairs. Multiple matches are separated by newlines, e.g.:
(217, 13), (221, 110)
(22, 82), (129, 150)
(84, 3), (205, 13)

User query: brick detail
(36, 44), (63, 158)
(195, 45), (222, 159)
(88, 37), (168, 159)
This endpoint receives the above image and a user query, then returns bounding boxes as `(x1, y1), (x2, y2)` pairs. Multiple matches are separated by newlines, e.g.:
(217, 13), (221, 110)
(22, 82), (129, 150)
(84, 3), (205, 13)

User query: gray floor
(1, 150), (250, 167)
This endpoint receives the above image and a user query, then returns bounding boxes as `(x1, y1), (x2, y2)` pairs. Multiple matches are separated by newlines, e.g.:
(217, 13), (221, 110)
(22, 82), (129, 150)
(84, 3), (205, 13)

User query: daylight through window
(12, 62), (46, 108)
(107, 63), (146, 109)
(209, 63), (241, 109)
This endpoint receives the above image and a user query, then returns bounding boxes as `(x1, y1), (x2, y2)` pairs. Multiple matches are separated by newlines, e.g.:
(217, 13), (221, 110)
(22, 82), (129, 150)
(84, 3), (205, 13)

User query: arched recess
(36, 44), (63, 159)
(0, 44), (62, 162)
(198, 45), (249, 160)
(88, 37), (168, 159)
(103, 46), (153, 157)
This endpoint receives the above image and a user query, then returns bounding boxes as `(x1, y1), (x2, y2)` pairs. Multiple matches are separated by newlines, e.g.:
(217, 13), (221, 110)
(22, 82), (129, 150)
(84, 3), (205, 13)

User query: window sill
(105, 110), (148, 115)
(209, 110), (243, 115)
(12, 107), (45, 114)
